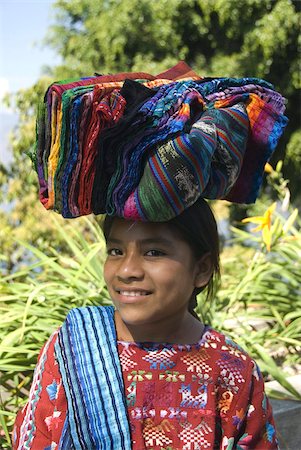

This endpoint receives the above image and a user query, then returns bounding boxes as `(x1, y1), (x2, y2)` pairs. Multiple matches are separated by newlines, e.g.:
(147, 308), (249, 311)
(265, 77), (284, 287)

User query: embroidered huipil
(13, 326), (278, 449)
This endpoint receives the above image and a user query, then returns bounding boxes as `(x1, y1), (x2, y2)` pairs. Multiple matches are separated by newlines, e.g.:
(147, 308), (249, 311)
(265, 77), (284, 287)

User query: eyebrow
(106, 237), (175, 247)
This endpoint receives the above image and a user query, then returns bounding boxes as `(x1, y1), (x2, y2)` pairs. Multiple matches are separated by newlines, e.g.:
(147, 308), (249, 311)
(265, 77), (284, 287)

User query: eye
(107, 248), (123, 256)
(145, 249), (166, 257)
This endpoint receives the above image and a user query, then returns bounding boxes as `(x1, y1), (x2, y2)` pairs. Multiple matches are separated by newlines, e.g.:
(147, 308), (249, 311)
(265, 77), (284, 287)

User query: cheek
(151, 264), (190, 291)
(103, 260), (113, 286)
(164, 263), (196, 291)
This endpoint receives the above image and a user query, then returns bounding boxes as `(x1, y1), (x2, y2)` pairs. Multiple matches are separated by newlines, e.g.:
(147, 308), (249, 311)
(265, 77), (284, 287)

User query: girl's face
(104, 218), (212, 336)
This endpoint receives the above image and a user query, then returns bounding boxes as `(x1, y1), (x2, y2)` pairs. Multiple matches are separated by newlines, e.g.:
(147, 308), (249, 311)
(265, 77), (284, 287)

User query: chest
(118, 342), (246, 450)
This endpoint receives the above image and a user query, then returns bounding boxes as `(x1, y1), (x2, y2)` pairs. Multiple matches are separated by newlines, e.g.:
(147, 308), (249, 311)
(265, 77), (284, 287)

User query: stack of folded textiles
(34, 61), (288, 221)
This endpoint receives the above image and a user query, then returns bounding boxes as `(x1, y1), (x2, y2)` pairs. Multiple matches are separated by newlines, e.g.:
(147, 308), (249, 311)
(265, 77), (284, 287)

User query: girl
(14, 62), (286, 449)
(13, 200), (279, 449)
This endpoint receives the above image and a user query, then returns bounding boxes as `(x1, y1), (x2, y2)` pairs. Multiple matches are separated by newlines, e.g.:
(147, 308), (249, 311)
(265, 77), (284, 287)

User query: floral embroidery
(46, 380), (58, 401)
(232, 408), (245, 429)
(126, 381), (136, 406)
(44, 410), (63, 431)
(218, 390), (234, 414)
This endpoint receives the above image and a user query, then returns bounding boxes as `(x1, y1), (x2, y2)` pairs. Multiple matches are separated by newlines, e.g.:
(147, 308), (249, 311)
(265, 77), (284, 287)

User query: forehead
(107, 218), (181, 243)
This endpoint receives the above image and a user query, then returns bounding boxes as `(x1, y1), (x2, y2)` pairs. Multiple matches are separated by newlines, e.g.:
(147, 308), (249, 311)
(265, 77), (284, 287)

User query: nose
(116, 251), (144, 282)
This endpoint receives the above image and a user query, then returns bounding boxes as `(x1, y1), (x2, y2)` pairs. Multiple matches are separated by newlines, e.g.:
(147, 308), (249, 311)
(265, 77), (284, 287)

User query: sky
(0, 0), (60, 164)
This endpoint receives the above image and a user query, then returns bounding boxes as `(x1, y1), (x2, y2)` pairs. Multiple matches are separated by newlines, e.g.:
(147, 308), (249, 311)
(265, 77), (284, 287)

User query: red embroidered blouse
(13, 327), (279, 449)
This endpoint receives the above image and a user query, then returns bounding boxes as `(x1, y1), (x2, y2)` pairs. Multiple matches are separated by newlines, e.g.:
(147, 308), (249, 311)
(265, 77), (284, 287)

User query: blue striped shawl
(54, 306), (131, 449)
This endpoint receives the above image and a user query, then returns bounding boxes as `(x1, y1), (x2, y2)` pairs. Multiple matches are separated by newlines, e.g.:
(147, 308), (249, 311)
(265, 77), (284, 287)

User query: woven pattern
(17, 330), (59, 449)
(34, 62), (288, 220)
(13, 311), (279, 449)
(54, 306), (131, 450)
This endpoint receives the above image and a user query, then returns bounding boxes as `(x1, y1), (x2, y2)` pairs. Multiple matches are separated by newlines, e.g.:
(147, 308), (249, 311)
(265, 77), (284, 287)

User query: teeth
(119, 290), (149, 296)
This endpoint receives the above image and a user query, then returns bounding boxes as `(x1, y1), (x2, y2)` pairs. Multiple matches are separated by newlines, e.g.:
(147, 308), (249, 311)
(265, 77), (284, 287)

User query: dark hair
(103, 198), (220, 320)
(168, 198), (220, 320)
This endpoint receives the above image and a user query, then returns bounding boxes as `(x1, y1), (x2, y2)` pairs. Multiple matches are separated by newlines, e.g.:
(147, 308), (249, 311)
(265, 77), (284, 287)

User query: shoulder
(202, 326), (252, 357)
(36, 329), (60, 373)
(201, 326), (259, 380)
(201, 328), (268, 410)
(37, 305), (115, 368)
(62, 304), (115, 324)
(58, 305), (115, 342)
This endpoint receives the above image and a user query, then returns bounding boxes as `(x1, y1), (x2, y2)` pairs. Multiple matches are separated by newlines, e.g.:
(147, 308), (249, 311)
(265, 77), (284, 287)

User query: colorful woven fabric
(34, 62), (288, 220)
(13, 306), (279, 449)
(123, 102), (249, 221)
(16, 329), (60, 449)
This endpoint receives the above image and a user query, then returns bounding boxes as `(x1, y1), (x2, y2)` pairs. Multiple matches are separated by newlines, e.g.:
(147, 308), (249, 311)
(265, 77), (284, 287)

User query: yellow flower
(264, 162), (274, 174)
(242, 203), (277, 251)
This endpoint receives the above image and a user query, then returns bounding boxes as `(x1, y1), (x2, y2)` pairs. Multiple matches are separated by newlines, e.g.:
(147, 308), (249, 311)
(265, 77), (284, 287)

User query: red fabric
(13, 327), (279, 449)
(13, 332), (67, 449)
(77, 88), (126, 215)
(156, 61), (202, 81)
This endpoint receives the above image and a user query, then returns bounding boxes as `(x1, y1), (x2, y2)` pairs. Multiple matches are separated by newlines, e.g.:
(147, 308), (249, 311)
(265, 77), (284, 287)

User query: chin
(116, 304), (161, 328)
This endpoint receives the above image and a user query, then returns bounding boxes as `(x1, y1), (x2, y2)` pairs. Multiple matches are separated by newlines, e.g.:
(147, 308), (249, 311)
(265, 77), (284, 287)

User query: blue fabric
(58, 415), (74, 450)
(55, 306), (131, 450)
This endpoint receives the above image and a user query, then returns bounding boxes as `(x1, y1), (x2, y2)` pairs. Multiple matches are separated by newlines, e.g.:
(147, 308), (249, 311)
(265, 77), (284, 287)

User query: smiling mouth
(117, 290), (152, 297)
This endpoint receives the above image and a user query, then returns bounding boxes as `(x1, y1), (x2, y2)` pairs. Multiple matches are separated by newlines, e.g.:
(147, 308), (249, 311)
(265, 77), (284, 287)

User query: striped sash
(55, 306), (131, 449)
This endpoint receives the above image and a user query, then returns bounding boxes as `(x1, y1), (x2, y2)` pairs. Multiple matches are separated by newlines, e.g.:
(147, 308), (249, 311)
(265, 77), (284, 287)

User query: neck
(114, 310), (204, 345)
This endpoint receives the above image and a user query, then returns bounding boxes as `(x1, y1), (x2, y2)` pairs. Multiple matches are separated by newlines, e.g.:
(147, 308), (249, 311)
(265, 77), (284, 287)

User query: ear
(194, 252), (214, 288)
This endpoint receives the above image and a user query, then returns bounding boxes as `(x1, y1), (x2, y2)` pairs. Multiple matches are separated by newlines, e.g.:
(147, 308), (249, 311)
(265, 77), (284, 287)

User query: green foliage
(214, 208), (300, 367)
(287, 129), (301, 166)
(0, 216), (110, 447)
(47, 0), (299, 80)
(285, 129), (301, 203)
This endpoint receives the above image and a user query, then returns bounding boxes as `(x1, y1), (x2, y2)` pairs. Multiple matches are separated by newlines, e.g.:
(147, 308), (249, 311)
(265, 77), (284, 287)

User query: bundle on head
(34, 61), (288, 221)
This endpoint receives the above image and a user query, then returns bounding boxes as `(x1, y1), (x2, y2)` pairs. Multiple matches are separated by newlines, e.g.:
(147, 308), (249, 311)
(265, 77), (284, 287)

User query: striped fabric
(34, 62), (288, 220)
(55, 306), (131, 450)
(125, 102), (250, 221)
